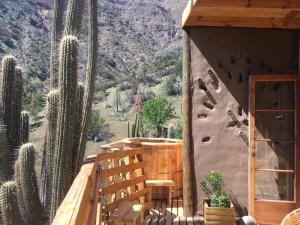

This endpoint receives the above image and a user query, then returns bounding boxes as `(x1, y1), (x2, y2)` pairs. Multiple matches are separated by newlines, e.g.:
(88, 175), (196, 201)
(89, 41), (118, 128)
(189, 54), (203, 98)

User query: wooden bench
(145, 180), (174, 206)
(97, 147), (152, 225)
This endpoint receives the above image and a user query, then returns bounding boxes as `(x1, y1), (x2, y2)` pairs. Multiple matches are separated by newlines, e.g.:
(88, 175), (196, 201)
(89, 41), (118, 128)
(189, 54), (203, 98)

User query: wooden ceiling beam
(184, 16), (300, 29)
(194, 0), (300, 9)
(190, 7), (295, 18)
(283, 10), (300, 26)
(182, 0), (300, 28)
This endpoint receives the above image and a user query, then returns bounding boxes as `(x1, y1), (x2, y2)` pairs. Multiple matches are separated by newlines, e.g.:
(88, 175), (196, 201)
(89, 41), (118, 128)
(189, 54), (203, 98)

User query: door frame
(249, 74), (300, 224)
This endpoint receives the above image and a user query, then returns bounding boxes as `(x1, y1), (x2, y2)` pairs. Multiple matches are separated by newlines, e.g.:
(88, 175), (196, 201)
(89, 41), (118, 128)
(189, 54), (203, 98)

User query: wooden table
(145, 180), (175, 207)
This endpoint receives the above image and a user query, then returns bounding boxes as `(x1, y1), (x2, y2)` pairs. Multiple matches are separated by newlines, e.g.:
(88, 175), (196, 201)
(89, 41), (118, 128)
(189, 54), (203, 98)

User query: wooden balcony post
(182, 28), (196, 216)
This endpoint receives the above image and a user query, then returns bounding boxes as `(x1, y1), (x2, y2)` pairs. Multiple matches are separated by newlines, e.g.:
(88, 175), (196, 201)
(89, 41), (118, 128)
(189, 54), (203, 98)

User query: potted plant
(201, 170), (236, 225)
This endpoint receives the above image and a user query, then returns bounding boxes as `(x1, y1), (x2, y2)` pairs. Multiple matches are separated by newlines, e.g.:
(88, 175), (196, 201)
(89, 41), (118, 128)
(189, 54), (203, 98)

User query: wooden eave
(182, 0), (300, 29)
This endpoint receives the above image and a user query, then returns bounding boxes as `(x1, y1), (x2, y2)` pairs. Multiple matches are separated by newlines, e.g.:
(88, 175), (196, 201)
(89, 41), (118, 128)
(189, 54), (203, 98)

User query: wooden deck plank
(193, 216), (203, 225)
(177, 196), (184, 217)
(150, 200), (160, 225)
(158, 200), (167, 225)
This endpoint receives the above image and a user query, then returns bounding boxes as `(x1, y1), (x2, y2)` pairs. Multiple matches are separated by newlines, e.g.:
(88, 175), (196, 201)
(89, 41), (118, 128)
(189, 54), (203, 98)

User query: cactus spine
(50, 35), (79, 220)
(50, 0), (64, 89)
(0, 181), (23, 225)
(20, 111), (29, 144)
(64, 0), (84, 35)
(12, 66), (23, 153)
(15, 143), (46, 225)
(40, 90), (59, 212)
(76, 0), (98, 175)
(73, 83), (85, 176)
(0, 55), (16, 181)
(0, 121), (11, 183)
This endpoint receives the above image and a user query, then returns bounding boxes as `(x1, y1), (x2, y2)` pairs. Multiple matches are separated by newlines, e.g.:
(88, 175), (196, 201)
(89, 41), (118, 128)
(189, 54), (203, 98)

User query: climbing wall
(189, 27), (298, 214)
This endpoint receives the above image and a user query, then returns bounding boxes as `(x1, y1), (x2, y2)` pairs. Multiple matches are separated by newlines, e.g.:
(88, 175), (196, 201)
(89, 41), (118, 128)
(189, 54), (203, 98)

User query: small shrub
(201, 170), (223, 196)
(174, 120), (182, 139)
(140, 95), (176, 137)
(201, 170), (231, 208)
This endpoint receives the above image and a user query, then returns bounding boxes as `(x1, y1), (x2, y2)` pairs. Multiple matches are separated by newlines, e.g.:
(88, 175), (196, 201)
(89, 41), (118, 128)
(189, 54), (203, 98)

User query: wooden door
(249, 75), (300, 225)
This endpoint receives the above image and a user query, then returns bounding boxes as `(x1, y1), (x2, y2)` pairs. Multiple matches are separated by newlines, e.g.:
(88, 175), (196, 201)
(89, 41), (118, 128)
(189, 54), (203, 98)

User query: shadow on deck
(143, 197), (203, 225)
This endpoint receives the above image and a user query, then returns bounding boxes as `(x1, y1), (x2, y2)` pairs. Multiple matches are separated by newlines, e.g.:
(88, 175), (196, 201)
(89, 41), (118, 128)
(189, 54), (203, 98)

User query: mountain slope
(0, 0), (184, 82)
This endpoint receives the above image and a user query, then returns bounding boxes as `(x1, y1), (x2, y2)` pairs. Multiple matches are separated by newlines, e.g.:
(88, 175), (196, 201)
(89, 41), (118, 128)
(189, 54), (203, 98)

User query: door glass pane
(255, 81), (295, 109)
(255, 171), (294, 201)
(255, 112), (295, 140)
(256, 142), (295, 170)
(254, 79), (296, 203)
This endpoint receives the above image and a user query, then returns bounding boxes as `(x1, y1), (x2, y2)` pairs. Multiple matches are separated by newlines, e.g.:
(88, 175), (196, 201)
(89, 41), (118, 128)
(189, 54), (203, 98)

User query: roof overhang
(182, 0), (300, 29)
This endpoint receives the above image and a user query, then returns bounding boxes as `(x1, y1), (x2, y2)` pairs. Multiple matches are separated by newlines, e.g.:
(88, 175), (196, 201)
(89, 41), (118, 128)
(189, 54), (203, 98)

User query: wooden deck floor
(143, 196), (204, 225)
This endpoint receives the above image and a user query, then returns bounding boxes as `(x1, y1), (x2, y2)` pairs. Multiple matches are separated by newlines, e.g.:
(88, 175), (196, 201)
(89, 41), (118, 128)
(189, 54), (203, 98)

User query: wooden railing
(51, 155), (100, 225)
(51, 138), (182, 225)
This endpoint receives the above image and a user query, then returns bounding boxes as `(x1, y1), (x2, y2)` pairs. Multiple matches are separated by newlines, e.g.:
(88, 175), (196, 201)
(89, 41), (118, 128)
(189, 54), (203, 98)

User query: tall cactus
(73, 83), (85, 176)
(76, 0), (98, 174)
(40, 90), (59, 212)
(0, 121), (11, 184)
(50, 35), (78, 220)
(50, 0), (64, 89)
(0, 55), (16, 181)
(0, 181), (23, 225)
(167, 123), (175, 139)
(64, 0), (84, 35)
(12, 66), (23, 155)
(15, 143), (46, 225)
(20, 111), (29, 144)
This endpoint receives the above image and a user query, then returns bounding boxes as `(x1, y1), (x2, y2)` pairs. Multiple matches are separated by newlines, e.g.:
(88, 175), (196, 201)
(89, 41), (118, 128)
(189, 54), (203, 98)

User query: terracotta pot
(203, 199), (236, 225)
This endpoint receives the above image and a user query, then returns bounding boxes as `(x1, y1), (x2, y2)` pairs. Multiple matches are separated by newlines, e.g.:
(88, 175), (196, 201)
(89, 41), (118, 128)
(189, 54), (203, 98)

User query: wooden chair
(281, 208), (300, 225)
(97, 147), (152, 225)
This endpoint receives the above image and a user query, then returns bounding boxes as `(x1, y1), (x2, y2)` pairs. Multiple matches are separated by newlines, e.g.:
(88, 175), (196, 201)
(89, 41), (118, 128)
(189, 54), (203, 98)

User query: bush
(174, 120), (182, 139)
(163, 76), (181, 96)
(201, 170), (231, 208)
(140, 95), (176, 137)
(201, 170), (223, 196)
(211, 192), (231, 208)
(88, 111), (114, 142)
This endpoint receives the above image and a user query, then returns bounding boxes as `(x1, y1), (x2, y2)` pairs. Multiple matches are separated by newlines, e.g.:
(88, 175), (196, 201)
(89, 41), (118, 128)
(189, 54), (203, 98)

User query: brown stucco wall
(189, 26), (298, 214)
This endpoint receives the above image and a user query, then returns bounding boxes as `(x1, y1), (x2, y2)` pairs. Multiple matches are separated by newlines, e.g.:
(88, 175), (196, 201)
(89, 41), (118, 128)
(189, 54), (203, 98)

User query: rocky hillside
(0, 0), (184, 83)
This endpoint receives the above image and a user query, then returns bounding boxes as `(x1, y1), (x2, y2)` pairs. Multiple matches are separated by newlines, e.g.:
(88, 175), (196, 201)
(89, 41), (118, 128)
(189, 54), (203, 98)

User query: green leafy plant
(201, 170), (231, 208)
(174, 120), (182, 139)
(211, 192), (231, 208)
(140, 95), (176, 137)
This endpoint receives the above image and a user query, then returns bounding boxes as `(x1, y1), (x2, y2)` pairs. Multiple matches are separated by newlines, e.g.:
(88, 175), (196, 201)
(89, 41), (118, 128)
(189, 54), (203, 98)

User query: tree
(140, 95), (176, 137)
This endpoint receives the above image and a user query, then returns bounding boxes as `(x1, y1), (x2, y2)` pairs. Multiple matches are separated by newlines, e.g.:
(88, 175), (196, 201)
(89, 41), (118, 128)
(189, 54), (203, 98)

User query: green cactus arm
(0, 55), (16, 178)
(0, 121), (12, 184)
(50, 0), (64, 89)
(73, 83), (85, 176)
(40, 90), (59, 213)
(64, 0), (84, 35)
(50, 35), (78, 221)
(12, 66), (23, 153)
(167, 124), (175, 139)
(15, 143), (47, 225)
(127, 122), (131, 138)
(0, 181), (24, 225)
(76, 0), (98, 173)
(20, 111), (29, 144)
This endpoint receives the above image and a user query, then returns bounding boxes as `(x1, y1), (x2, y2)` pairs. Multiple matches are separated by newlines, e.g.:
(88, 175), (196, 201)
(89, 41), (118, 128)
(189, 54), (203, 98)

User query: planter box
(203, 199), (236, 225)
